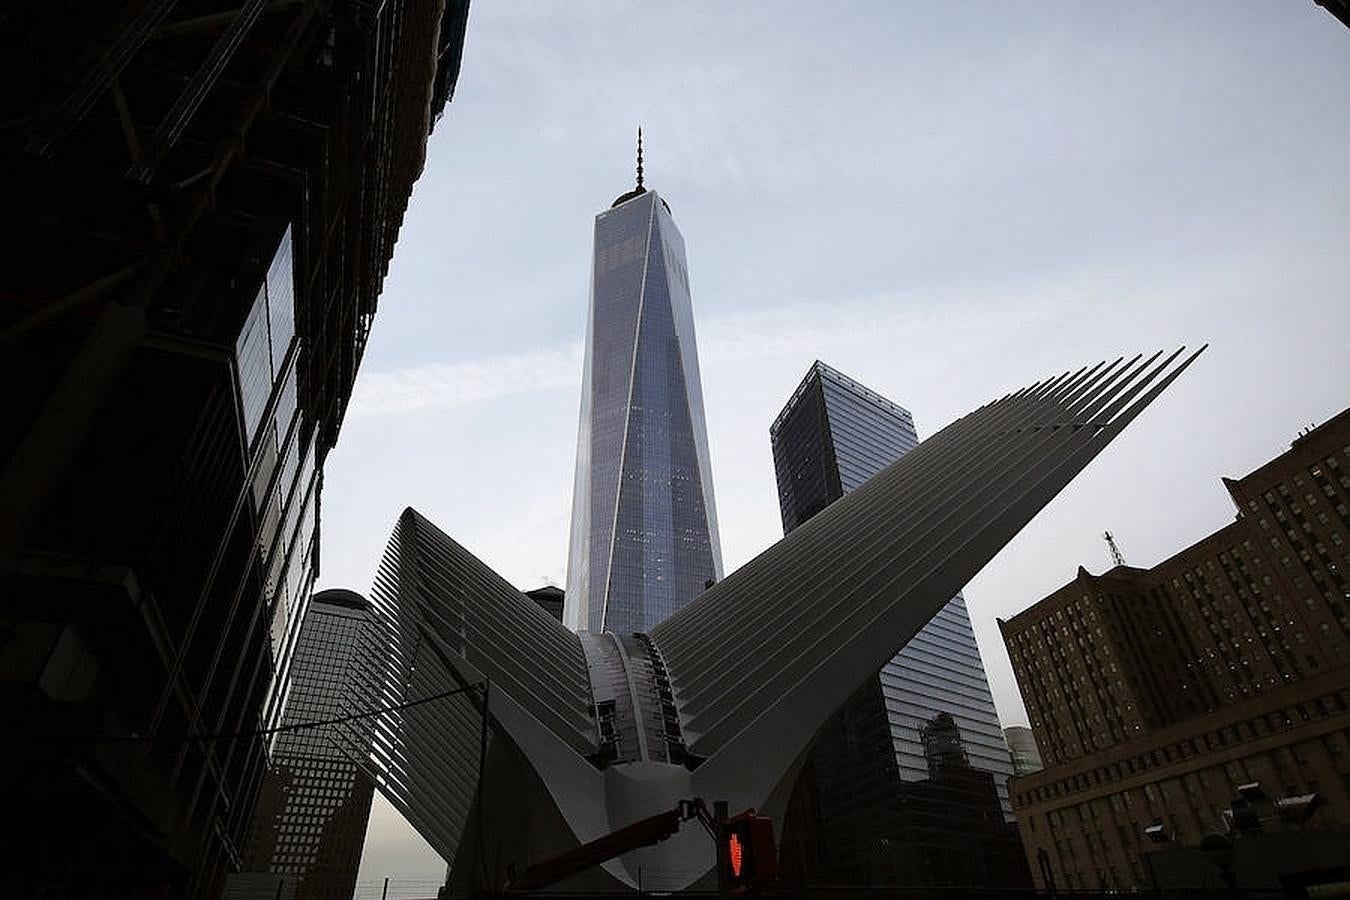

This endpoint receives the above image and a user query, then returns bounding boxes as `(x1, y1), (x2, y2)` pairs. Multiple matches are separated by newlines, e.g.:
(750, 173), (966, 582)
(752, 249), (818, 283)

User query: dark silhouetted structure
(0, 3), (469, 896)
(1317, 0), (1350, 31)
(1002, 409), (1350, 891)
(882, 714), (1032, 889)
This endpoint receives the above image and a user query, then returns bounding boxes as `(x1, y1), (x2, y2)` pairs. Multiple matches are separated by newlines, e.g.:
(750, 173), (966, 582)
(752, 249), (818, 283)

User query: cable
(7, 680), (487, 746)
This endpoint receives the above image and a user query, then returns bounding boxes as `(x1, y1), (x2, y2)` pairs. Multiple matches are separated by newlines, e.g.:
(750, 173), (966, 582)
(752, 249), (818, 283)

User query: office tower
(352, 350), (1199, 894)
(769, 360), (1017, 884)
(773, 362), (1012, 798)
(565, 137), (723, 634)
(243, 590), (377, 899)
(1001, 408), (1350, 893)
(772, 360), (920, 533)
(525, 585), (566, 622)
(0, 4), (469, 896)
(1004, 726), (1044, 776)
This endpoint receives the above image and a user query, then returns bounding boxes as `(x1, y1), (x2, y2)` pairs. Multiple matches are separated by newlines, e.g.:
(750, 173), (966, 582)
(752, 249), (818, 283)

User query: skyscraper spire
(610, 128), (650, 207)
(636, 126), (644, 191)
(573, 136), (724, 633)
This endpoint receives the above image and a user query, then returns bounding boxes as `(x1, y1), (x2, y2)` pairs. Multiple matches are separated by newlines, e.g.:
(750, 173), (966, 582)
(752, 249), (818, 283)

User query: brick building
(1000, 409), (1350, 890)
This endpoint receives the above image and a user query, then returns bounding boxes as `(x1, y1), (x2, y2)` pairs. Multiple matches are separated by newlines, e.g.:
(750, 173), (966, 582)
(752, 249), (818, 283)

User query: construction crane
(1104, 531), (1127, 568)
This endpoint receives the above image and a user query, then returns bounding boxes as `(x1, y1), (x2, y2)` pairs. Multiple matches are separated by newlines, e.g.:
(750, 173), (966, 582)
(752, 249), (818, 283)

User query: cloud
(698, 289), (1068, 363)
(351, 344), (583, 415)
(350, 288), (1070, 417)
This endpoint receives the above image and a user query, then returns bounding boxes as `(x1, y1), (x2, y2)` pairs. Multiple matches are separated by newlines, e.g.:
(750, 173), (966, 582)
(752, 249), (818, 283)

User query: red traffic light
(728, 831), (745, 878)
(722, 810), (776, 891)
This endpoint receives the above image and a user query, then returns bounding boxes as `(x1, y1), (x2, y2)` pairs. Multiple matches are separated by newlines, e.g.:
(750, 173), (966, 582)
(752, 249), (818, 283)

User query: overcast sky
(328, 2), (1350, 887)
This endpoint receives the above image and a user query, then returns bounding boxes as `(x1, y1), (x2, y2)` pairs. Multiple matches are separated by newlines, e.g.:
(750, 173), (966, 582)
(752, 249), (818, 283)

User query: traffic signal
(721, 810), (776, 893)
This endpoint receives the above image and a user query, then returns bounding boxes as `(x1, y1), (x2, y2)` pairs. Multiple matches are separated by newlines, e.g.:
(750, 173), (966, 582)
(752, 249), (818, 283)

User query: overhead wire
(7, 680), (487, 746)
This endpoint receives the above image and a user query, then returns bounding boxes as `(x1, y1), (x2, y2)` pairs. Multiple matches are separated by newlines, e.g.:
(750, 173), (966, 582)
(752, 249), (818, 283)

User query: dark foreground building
(883, 713), (1030, 887)
(239, 590), (378, 899)
(769, 360), (1025, 888)
(1001, 409), (1350, 892)
(0, 3), (469, 896)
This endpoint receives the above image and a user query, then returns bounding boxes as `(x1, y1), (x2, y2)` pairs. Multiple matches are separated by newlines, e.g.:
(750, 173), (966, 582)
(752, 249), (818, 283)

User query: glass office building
(234, 226), (322, 727)
(772, 361), (1022, 886)
(565, 179), (722, 634)
(243, 589), (377, 899)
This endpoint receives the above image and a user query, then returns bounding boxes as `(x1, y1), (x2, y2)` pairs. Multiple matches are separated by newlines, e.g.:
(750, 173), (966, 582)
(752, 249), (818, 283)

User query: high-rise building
(525, 585), (566, 622)
(770, 360), (1022, 887)
(1001, 408), (1350, 892)
(1004, 726), (1045, 777)
(0, 4), (469, 896)
(565, 136), (722, 634)
(772, 362), (1014, 787)
(242, 590), (377, 899)
(772, 360), (919, 534)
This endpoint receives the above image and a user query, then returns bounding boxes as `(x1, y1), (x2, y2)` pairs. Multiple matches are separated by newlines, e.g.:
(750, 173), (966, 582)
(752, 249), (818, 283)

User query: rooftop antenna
(636, 126), (644, 191)
(1104, 531), (1127, 568)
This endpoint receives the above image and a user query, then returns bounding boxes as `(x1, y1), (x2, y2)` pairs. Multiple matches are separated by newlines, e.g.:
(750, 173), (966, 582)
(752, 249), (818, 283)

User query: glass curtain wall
(772, 361), (1024, 887)
(231, 225), (321, 727)
(565, 191), (722, 634)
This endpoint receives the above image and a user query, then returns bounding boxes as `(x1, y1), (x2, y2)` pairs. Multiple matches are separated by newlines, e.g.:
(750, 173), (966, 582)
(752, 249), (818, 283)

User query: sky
(324, 2), (1350, 886)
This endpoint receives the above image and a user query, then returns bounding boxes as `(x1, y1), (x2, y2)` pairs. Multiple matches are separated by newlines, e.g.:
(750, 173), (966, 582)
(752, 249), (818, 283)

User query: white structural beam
(333, 509), (599, 868)
(348, 350), (1203, 893)
(653, 349), (1204, 756)
(662, 348), (1205, 838)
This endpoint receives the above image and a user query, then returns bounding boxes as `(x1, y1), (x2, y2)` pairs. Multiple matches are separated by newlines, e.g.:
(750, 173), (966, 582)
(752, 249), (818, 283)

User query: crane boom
(508, 799), (717, 892)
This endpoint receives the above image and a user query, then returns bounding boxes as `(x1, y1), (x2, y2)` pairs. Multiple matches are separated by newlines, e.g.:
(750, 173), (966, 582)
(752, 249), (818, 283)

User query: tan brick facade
(1000, 409), (1350, 890)
(1008, 672), (1350, 890)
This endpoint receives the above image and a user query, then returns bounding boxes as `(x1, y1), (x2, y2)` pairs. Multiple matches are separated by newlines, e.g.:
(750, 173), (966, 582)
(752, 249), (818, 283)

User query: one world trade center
(565, 133), (723, 634)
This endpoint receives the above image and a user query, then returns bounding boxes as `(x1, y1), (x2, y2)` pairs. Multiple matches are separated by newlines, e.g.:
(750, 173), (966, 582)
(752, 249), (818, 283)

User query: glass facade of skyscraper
(243, 590), (377, 899)
(232, 227), (322, 728)
(773, 361), (1024, 886)
(566, 188), (722, 634)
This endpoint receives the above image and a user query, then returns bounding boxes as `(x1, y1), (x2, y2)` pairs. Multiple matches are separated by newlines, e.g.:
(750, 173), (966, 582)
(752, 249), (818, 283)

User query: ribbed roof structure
(334, 510), (595, 866)
(351, 349), (1204, 893)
